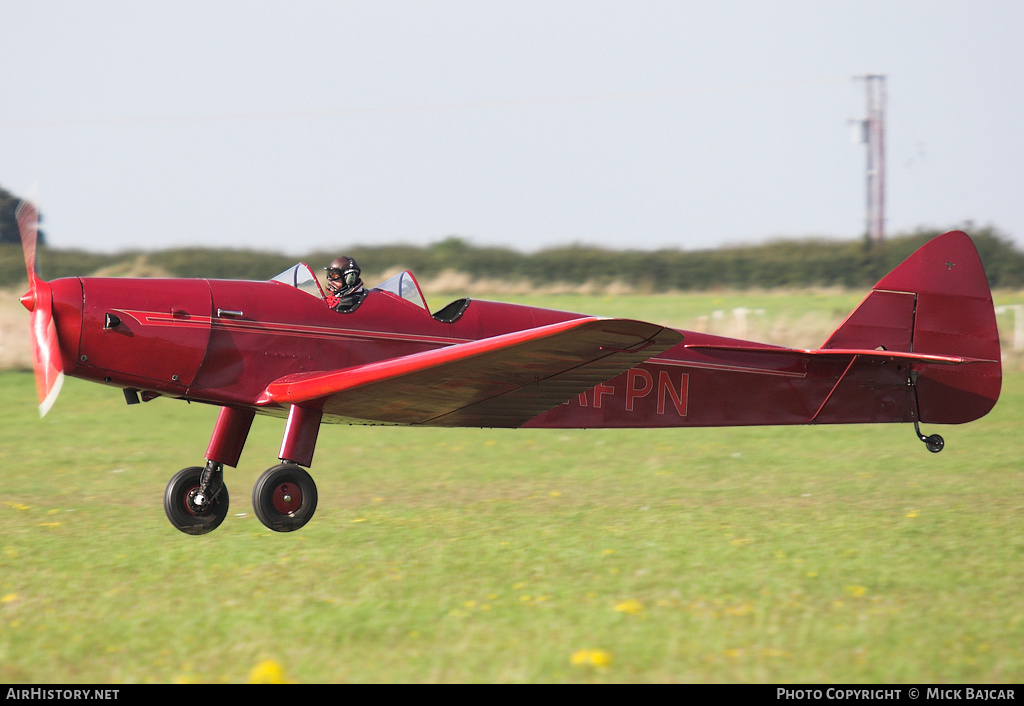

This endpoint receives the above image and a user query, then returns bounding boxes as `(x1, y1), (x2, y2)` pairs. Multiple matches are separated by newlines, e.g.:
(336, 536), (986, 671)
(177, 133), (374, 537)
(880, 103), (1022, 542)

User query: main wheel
(164, 466), (230, 535)
(252, 463), (318, 532)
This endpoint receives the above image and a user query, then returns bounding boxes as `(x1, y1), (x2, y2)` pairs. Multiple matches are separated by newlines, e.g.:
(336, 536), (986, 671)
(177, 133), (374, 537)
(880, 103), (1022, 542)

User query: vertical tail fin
(823, 231), (1001, 424)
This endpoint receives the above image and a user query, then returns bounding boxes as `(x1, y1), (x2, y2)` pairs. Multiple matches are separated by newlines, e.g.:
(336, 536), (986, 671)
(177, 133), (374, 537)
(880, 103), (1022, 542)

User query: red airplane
(16, 201), (1001, 535)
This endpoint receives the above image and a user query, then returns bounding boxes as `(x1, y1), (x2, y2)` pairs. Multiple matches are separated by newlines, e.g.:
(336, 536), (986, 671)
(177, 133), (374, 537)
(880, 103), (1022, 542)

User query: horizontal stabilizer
(685, 343), (997, 366)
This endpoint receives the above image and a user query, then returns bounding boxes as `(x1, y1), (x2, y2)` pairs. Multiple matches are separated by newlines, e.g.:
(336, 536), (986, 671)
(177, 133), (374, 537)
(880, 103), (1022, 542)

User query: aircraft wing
(261, 317), (684, 426)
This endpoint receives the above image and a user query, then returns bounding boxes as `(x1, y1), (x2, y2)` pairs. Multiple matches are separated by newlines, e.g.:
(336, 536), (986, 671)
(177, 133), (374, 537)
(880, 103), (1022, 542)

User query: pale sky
(2, 0), (1022, 255)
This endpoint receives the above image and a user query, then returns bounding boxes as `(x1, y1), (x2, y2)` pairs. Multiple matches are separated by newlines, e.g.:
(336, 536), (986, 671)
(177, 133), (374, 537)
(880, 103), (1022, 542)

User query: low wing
(262, 317), (684, 427)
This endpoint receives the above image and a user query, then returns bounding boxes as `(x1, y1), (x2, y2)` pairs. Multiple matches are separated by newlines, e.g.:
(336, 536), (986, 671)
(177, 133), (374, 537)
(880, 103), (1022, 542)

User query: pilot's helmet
(326, 256), (361, 295)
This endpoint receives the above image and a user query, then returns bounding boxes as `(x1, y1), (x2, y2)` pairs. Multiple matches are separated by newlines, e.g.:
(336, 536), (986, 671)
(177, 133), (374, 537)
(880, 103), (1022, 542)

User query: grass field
(1, 289), (1022, 683)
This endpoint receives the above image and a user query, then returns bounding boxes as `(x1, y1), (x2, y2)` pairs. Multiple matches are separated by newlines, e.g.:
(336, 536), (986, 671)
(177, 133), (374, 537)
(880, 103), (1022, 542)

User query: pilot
(325, 256), (367, 312)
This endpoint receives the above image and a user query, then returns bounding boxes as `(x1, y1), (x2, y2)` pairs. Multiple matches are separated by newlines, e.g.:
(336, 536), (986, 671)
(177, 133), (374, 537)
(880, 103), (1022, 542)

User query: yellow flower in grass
(571, 649), (613, 668)
(248, 659), (293, 684)
(614, 599), (644, 615)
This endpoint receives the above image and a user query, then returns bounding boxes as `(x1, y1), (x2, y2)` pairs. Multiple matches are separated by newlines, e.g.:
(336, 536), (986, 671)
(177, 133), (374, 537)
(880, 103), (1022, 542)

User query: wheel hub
(185, 487), (208, 516)
(272, 483), (302, 515)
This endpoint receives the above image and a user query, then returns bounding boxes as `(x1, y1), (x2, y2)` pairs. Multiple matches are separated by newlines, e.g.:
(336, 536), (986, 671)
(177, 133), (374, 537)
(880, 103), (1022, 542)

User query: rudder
(822, 231), (1001, 424)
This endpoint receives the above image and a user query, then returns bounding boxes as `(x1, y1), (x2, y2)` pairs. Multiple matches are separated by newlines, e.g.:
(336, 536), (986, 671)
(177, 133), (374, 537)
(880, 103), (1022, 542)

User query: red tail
(823, 231), (1001, 424)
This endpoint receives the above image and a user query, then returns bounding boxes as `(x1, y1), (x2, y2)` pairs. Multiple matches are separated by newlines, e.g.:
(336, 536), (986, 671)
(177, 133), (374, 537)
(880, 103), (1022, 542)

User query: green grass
(1, 290), (1023, 682)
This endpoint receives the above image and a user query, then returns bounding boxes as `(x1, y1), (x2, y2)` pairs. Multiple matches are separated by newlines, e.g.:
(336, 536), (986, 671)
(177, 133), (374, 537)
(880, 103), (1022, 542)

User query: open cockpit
(270, 263), (471, 323)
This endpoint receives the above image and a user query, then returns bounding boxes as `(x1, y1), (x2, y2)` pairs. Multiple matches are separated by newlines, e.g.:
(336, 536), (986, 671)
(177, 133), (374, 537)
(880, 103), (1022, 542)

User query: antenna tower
(856, 74), (886, 243)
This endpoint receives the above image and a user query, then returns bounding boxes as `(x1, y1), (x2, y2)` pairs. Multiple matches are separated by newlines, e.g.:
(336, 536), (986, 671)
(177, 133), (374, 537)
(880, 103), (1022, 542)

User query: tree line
(2, 187), (1023, 290)
(3, 227), (1023, 291)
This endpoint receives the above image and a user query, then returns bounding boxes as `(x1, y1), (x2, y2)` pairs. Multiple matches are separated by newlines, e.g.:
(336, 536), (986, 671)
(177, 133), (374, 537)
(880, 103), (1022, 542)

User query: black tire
(925, 434), (945, 453)
(164, 466), (230, 535)
(252, 463), (318, 532)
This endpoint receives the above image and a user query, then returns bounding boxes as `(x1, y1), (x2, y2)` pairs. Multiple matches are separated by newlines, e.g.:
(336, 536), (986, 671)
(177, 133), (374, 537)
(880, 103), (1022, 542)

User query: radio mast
(855, 75), (886, 244)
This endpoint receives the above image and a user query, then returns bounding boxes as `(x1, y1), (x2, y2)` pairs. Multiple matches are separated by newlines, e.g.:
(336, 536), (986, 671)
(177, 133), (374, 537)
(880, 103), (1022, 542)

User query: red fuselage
(45, 273), (996, 430)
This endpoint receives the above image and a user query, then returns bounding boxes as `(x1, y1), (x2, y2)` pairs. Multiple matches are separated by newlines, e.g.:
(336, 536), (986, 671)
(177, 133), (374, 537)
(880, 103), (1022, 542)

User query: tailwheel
(913, 421), (945, 454)
(924, 434), (945, 453)
(252, 463), (318, 532)
(164, 466), (230, 535)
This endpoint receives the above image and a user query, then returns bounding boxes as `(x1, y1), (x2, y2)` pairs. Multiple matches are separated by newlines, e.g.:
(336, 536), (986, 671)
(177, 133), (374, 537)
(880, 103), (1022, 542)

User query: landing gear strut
(908, 370), (944, 453)
(914, 421), (945, 453)
(162, 404), (322, 534)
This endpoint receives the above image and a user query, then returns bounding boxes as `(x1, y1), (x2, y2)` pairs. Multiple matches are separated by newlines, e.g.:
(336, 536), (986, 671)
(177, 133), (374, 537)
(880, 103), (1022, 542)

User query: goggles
(326, 268), (360, 287)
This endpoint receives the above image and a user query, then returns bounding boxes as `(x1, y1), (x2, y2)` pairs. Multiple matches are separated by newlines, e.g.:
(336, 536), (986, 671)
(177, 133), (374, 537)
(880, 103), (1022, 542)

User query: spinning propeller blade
(16, 198), (64, 416)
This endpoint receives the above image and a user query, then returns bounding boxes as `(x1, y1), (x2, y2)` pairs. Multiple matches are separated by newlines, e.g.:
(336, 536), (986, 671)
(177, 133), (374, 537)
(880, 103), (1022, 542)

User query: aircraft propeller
(16, 198), (65, 416)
